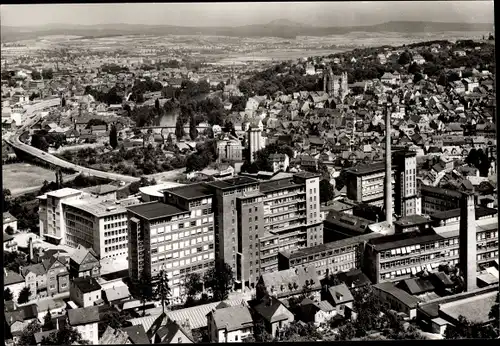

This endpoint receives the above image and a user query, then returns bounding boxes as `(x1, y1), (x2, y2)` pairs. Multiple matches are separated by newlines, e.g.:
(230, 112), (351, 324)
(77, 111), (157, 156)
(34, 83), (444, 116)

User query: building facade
(127, 184), (215, 300)
(420, 185), (462, 215)
(393, 150), (418, 217)
(248, 126), (263, 163)
(345, 162), (395, 208)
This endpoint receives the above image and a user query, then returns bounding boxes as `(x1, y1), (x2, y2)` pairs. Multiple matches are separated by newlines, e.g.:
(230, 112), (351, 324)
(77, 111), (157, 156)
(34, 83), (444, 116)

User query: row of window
(149, 212), (191, 227)
(477, 250), (498, 261)
(380, 250), (458, 271)
(151, 252), (215, 266)
(188, 198), (212, 208)
(105, 228), (127, 237)
(151, 218), (213, 235)
(104, 221), (126, 229)
(151, 233), (214, 246)
(380, 238), (459, 259)
(104, 236), (126, 245)
(103, 214), (126, 222)
(290, 245), (354, 265)
(105, 243), (127, 252)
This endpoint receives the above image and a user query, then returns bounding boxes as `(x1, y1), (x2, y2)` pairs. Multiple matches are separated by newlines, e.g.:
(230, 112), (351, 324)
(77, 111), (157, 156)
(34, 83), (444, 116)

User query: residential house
(296, 298), (336, 325)
(380, 72), (398, 85)
(69, 245), (100, 279)
(3, 212), (18, 232)
(373, 282), (421, 319)
(4, 269), (26, 302)
(68, 306), (100, 345)
(103, 285), (131, 305)
(70, 276), (102, 308)
(4, 303), (39, 345)
(269, 153), (290, 173)
(148, 315), (194, 344)
(65, 129), (80, 144)
(100, 326), (132, 345)
(21, 263), (47, 298)
(249, 295), (294, 338)
(90, 125), (107, 136)
(258, 266), (322, 300)
(207, 303), (254, 343)
(321, 283), (355, 317)
(43, 255), (70, 295)
(4, 232), (18, 252)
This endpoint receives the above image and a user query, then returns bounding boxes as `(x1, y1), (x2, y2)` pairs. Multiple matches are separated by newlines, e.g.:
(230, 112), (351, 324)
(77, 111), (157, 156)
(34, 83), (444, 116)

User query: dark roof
(165, 183), (213, 201)
(205, 176), (259, 191)
(324, 210), (373, 234)
(123, 325), (151, 344)
(259, 177), (303, 194)
(4, 269), (25, 285)
(373, 282), (421, 308)
(68, 306), (100, 326)
(72, 276), (102, 293)
(346, 162), (388, 176)
(293, 171), (321, 179)
(82, 184), (119, 195)
(21, 263), (46, 277)
(430, 206), (497, 221)
(398, 277), (436, 295)
(394, 215), (430, 227)
(127, 202), (186, 220)
(420, 185), (462, 199)
(251, 295), (287, 323)
(3, 232), (15, 242)
(284, 232), (382, 260)
(337, 268), (372, 288)
(368, 231), (444, 252)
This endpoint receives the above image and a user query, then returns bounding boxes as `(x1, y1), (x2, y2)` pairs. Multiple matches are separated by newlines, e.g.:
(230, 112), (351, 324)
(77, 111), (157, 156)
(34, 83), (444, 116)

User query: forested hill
(1, 21), (494, 42)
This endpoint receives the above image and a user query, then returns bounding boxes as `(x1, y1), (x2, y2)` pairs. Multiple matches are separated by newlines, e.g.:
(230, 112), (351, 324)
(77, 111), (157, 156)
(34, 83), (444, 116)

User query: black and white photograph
(1, 1), (498, 344)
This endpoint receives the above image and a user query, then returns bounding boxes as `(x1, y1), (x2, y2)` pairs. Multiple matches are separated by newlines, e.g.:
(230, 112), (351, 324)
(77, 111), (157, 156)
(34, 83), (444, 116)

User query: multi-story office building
(278, 233), (383, 276)
(363, 217), (498, 284)
(127, 183), (215, 300)
(345, 150), (417, 214)
(393, 150), (417, 217)
(256, 172), (323, 279)
(420, 185), (462, 215)
(38, 188), (140, 261)
(345, 162), (395, 208)
(37, 188), (83, 245)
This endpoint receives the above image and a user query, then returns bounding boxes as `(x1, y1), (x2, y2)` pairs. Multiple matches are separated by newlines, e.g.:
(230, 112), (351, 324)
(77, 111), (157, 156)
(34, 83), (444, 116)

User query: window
(178, 337), (182, 343)
(235, 336), (239, 341)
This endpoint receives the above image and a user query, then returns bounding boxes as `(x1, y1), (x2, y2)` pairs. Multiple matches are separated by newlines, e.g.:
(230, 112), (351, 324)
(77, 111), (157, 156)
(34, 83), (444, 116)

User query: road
(5, 111), (140, 183)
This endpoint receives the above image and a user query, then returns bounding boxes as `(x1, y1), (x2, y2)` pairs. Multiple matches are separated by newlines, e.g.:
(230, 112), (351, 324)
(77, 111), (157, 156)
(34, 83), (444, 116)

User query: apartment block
(393, 150), (417, 217)
(127, 183), (215, 300)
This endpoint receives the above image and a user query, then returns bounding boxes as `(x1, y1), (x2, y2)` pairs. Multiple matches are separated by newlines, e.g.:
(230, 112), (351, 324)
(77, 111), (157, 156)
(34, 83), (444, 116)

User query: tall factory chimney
(459, 192), (477, 292)
(385, 103), (393, 225)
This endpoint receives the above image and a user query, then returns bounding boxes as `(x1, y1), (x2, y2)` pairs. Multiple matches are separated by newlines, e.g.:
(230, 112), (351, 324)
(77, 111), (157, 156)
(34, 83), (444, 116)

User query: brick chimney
(459, 192), (477, 292)
(385, 103), (393, 225)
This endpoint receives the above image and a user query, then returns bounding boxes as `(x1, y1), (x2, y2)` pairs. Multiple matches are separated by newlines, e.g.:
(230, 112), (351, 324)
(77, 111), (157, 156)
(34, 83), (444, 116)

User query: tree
(175, 118), (185, 140)
(413, 73), (424, 83)
(42, 69), (53, 80)
(489, 293), (499, 336)
(17, 320), (42, 346)
(155, 98), (160, 110)
(189, 114), (198, 140)
(43, 310), (54, 331)
(335, 321), (357, 341)
(153, 270), (171, 315)
(319, 179), (334, 204)
(17, 286), (31, 304)
(4, 287), (13, 301)
(41, 321), (90, 345)
(183, 272), (203, 299)
(253, 318), (275, 342)
(398, 51), (412, 65)
(31, 70), (41, 80)
(137, 271), (154, 317)
(61, 97), (66, 107)
(109, 125), (118, 149)
(203, 260), (234, 301)
(5, 225), (15, 235)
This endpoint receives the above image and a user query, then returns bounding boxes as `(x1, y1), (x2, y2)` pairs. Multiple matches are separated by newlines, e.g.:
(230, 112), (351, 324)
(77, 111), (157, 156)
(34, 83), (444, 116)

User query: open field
(2, 163), (61, 193)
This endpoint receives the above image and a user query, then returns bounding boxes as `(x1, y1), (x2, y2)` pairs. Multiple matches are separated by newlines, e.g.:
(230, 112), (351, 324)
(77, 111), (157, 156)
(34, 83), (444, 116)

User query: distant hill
(1, 20), (494, 42)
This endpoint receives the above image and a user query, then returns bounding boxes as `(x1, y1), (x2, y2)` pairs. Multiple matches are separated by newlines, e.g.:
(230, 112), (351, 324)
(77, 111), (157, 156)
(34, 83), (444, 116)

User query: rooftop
(45, 187), (82, 199)
(440, 291), (497, 324)
(165, 183), (213, 201)
(368, 230), (444, 252)
(293, 171), (321, 180)
(3, 211), (17, 223)
(346, 162), (388, 176)
(72, 276), (102, 293)
(209, 305), (254, 332)
(284, 232), (383, 260)
(81, 184), (119, 196)
(259, 177), (303, 194)
(205, 176), (259, 191)
(373, 282), (421, 308)
(324, 210), (373, 234)
(394, 215), (430, 227)
(420, 185), (462, 199)
(430, 206), (498, 221)
(68, 306), (100, 326)
(139, 182), (186, 198)
(127, 202), (187, 220)
(63, 196), (141, 218)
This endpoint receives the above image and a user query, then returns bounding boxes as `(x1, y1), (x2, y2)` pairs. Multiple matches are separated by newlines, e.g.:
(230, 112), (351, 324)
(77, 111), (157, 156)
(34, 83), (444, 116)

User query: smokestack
(29, 237), (33, 263)
(459, 192), (477, 292)
(385, 103), (393, 225)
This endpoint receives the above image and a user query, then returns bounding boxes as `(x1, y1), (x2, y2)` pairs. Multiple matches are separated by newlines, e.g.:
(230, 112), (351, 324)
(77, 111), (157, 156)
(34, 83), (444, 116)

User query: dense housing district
(2, 35), (499, 344)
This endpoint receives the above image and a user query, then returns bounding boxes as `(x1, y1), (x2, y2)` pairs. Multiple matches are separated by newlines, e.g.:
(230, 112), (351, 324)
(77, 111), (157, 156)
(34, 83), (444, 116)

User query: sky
(0, 1), (494, 28)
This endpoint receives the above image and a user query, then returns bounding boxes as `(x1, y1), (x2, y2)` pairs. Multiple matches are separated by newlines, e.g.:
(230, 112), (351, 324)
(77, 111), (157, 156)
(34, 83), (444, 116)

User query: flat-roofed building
(37, 188), (82, 245)
(323, 210), (373, 242)
(63, 196), (140, 261)
(363, 217), (498, 284)
(345, 162), (395, 208)
(278, 233), (383, 276)
(256, 172), (323, 281)
(128, 184), (215, 301)
(420, 185), (462, 215)
(429, 206), (498, 226)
